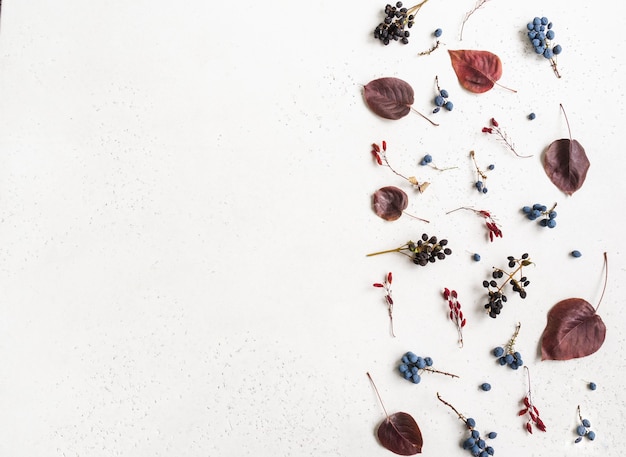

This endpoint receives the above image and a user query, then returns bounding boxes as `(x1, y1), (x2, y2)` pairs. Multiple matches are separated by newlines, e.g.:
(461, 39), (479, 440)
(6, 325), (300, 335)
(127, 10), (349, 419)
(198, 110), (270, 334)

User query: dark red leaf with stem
(448, 50), (515, 93)
(372, 186), (408, 221)
(363, 77), (438, 126)
(543, 104), (590, 195)
(541, 252), (608, 360)
(367, 373), (423, 455)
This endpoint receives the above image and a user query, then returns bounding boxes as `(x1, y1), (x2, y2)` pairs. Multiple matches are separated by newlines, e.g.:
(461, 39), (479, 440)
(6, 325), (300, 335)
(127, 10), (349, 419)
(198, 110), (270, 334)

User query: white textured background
(1, 0), (625, 456)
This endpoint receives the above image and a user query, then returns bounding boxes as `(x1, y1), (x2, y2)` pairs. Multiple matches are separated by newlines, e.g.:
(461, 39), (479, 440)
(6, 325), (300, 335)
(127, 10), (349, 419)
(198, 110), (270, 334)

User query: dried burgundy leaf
(364, 77), (414, 120)
(372, 186), (408, 221)
(448, 50), (502, 93)
(540, 298), (606, 361)
(543, 139), (590, 195)
(377, 411), (423, 455)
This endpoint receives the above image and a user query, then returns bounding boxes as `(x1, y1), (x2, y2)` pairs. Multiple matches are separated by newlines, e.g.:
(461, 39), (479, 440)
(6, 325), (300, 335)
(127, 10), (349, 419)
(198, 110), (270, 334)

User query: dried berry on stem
(371, 141), (430, 192)
(373, 0), (431, 46)
(446, 206), (502, 242)
(443, 288), (466, 347)
(519, 366), (547, 433)
(373, 272), (396, 337)
(482, 118), (531, 158)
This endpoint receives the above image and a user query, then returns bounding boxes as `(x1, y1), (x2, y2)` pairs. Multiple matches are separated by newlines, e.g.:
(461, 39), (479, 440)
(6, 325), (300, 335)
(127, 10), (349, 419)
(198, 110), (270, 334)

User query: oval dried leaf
(364, 77), (414, 120)
(377, 411), (423, 455)
(543, 139), (590, 195)
(541, 298), (606, 361)
(372, 186), (408, 221)
(448, 50), (502, 93)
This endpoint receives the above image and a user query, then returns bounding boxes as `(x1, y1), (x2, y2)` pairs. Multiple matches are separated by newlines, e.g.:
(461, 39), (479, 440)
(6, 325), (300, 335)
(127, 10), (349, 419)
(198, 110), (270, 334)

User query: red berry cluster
(443, 288), (466, 347)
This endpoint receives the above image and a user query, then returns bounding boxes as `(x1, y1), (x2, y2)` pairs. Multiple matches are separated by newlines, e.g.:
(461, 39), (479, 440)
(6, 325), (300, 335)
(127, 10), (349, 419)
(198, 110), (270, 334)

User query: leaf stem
(367, 372), (389, 419)
(411, 107), (439, 126)
(595, 252), (608, 312)
(559, 103), (572, 141)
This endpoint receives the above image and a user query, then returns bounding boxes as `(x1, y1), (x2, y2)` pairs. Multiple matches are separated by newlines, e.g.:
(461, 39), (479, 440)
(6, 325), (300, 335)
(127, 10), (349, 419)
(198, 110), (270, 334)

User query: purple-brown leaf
(377, 412), (423, 455)
(448, 50), (502, 93)
(541, 298), (606, 361)
(372, 186), (408, 221)
(543, 139), (590, 195)
(364, 77), (414, 120)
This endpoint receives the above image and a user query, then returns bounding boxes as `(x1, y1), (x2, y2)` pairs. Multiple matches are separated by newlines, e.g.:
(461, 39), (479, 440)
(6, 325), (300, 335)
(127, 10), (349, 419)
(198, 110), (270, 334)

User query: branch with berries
(443, 288), (466, 348)
(371, 141), (430, 192)
(482, 118), (531, 158)
(519, 366), (547, 434)
(373, 272), (395, 337)
(482, 254), (533, 318)
(446, 206), (502, 242)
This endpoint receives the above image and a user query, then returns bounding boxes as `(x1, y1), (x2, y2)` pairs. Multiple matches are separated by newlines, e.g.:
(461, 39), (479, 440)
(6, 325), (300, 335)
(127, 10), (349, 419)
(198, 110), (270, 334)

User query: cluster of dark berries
(493, 346), (523, 370)
(522, 203), (557, 228)
(374, 2), (414, 45)
(492, 323), (524, 369)
(398, 352), (434, 384)
(575, 406), (596, 442)
(438, 394), (496, 457)
(461, 418), (497, 457)
(433, 87), (453, 114)
(482, 254), (532, 318)
(526, 17), (562, 60)
(526, 16), (562, 77)
(408, 234), (452, 266)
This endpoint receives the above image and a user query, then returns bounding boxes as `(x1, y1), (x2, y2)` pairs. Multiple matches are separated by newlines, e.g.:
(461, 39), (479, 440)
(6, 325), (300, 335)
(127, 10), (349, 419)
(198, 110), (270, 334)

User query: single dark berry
(480, 382), (491, 391)
(571, 250), (582, 258)
(434, 28), (442, 37)
(528, 112), (536, 120)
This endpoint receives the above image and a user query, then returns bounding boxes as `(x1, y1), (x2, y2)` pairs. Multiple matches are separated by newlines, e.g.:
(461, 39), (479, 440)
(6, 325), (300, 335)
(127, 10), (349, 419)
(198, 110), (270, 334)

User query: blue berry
(498, 356), (507, 366)
(424, 356), (433, 366)
(548, 210), (557, 219)
(482, 187), (488, 194)
(527, 30), (537, 39)
(534, 45), (545, 54)
(473, 253), (481, 261)
(539, 218), (548, 227)
(532, 38), (541, 47)
(401, 354), (409, 363)
(488, 164), (495, 170)
(475, 181), (483, 191)
(424, 154), (432, 163)
(434, 95), (444, 106)
(444, 101), (454, 111)
(407, 352), (418, 363)
(403, 370), (412, 380)
(399, 363), (409, 372)
(477, 439), (486, 449)
(432, 107), (441, 114)
(582, 419), (591, 428)
(479, 452), (489, 457)
(471, 430), (480, 439)
(588, 381), (597, 390)
(463, 437), (476, 449)
(553, 44), (562, 55)
(471, 445), (481, 456)
(493, 346), (504, 357)
(546, 30), (555, 40)
(480, 382), (491, 391)
(541, 16), (549, 25)
(546, 218), (556, 228)
(466, 417), (476, 428)
(434, 28), (443, 37)
(416, 357), (426, 369)
(587, 430), (596, 440)
(576, 425), (586, 436)
(440, 89), (449, 98)
(528, 112), (536, 120)
(487, 432), (497, 439)
(533, 17), (541, 25)
(526, 22), (534, 31)
(485, 446), (494, 455)
(543, 48), (554, 59)
(411, 373), (421, 384)
(522, 206), (531, 214)
(504, 354), (514, 364)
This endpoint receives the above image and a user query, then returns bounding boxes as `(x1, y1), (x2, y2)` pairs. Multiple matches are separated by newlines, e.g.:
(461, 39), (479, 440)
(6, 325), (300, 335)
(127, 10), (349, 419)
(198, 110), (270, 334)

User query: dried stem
(423, 367), (459, 378)
(418, 40), (441, 56)
(367, 372), (389, 419)
(505, 322), (521, 353)
(437, 392), (468, 423)
(459, 0), (489, 40)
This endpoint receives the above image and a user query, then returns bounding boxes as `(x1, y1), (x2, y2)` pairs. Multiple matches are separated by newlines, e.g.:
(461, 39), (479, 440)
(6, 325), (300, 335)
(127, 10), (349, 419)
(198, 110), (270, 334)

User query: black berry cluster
(408, 234), (452, 266)
(482, 254), (532, 318)
(374, 2), (415, 45)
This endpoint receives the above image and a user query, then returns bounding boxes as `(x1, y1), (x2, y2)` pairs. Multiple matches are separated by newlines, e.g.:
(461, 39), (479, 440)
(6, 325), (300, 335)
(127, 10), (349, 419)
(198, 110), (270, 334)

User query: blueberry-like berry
(440, 89), (449, 98)
(488, 164), (495, 170)
(480, 382), (491, 391)
(572, 250), (582, 258)
(444, 101), (454, 111)
(398, 351), (435, 384)
(487, 432), (497, 439)
(473, 253), (481, 262)
(466, 418), (476, 428)
(528, 112), (536, 120)
(576, 425), (586, 436)
(434, 28), (442, 37)
(493, 346), (504, 357)
(588, 381), (597, 390)
(587, 430), (596, 440)
(582, 419), (591, 428)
